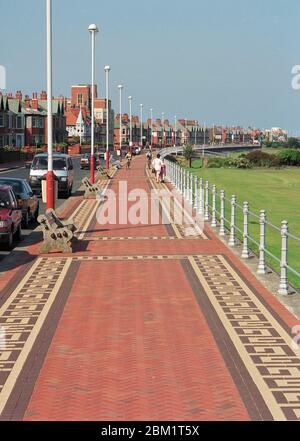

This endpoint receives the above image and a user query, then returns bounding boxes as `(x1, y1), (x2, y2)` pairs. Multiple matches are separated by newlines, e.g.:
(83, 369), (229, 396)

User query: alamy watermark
(0, 65), (6, 90)
(95, 182), (204, 236)
(291, 325), (300, 350)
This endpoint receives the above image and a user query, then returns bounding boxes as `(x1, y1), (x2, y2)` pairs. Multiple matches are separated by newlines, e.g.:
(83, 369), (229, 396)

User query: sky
(1, 0), (300, 134)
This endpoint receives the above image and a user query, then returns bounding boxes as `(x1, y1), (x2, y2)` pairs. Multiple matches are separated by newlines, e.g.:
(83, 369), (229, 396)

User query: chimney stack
(16, 90), (23, 100)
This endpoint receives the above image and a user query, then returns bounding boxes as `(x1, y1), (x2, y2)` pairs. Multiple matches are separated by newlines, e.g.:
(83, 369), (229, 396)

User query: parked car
(29, 153), (74, 198)
(0, 185), (22, 249)
(80, 153), (102, 169)
(0, 178), (39, 228)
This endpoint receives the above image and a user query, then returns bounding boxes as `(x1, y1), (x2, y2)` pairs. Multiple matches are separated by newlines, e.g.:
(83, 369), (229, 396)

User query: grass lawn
(184, 159), (300, 290)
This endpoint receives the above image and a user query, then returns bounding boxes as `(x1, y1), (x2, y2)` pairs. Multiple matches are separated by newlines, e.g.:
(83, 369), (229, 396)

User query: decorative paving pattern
(0, 257), (72, 416)
(81, 235), (203, 241)
(188, 255), (300, 421)
(73, 254), (187, 261)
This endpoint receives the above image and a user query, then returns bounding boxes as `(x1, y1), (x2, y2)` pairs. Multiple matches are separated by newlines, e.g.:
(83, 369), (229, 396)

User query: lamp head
(118, 84), (123, 90)
(128, 96), (132, 100)
(104, 65), (111, 72)
(88, 24), (99, 33)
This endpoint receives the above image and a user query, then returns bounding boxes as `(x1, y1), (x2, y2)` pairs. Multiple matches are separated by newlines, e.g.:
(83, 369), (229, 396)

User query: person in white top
(152, 153), (163, 183)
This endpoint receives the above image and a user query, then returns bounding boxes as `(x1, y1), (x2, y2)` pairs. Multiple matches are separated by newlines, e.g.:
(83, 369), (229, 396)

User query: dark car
(0, 185), (22, 249)
(0, 178), (39, 228)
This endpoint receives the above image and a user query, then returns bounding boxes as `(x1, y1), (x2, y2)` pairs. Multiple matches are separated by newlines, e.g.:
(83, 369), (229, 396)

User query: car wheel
(22, 210), (30, 229)
(15, 224), (22, 241)
(34, 204), (39, 221)
(5, 231), (13, 250)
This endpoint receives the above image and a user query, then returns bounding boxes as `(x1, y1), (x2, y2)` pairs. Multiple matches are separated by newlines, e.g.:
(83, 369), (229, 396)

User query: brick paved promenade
(0, 155), (300, 421)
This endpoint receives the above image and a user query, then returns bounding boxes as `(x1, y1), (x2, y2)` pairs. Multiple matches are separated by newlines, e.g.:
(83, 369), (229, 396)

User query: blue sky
(1, 0), (300, 133)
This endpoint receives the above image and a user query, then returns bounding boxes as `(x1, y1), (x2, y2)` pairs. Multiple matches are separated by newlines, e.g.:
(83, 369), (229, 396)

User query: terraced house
(0, 90), (67, 148)
(0, 93), (25, 148)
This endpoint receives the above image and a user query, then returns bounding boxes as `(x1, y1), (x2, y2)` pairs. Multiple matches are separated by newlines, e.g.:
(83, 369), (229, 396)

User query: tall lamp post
(174, 115), (177, 147)
(46, 0), (54, 209)
(128, 96), (133, 155)
(194, 120), (197, 146)
(140, 103), (143, 148)
(161, 112), (165, 147)
(104, 65), (110, 169)
(88, 23), (99, 184)
(150, 108), (153, 147)
(118, 85), (123, 152)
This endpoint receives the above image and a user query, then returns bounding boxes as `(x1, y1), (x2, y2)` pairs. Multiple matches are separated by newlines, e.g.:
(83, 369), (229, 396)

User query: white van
(29, 153), (74, 198)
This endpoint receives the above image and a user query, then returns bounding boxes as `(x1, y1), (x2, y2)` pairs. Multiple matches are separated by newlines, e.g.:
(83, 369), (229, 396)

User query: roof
(33, 153), (70, 158)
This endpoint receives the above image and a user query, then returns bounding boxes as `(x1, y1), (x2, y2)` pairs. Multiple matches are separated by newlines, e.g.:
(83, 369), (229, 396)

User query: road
(0, 156), (92, 260)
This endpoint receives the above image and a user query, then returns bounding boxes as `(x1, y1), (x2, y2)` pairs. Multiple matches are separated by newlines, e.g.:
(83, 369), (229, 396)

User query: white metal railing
(164, 158), (300, 295)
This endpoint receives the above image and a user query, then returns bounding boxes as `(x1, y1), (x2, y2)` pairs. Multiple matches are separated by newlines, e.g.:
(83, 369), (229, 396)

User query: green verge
(185, 159), (300, 290)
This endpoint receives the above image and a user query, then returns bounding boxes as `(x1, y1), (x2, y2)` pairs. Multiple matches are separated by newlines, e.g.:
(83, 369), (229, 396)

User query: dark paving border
(181, 258), (273, 421)
(0, 261), (80, 421)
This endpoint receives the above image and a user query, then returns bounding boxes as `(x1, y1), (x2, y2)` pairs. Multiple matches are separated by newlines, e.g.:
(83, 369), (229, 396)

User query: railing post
(278, 220), (289, 295)
(204, 181), (210, 221)
(228, 195), (236, 246)
(241, 201), (250, 258)
(219, 190), (226, 236)
(211, 185), (217, 227)
(180, 166), (183, 194)
(257, 210), (267, 274)
(184, 170), (188, 199)
(186, 171), (191, 202)
(194, 176), (198, 209)
(190, 172), (193, 204)
(199, 177), (204, 216)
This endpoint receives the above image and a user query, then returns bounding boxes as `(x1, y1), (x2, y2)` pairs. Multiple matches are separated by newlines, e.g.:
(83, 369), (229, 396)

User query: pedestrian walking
(160, 158), (166, 183)
(152, 153), (163, 183)
(146, 149), (152, 169)
(125, 151), (131, 170)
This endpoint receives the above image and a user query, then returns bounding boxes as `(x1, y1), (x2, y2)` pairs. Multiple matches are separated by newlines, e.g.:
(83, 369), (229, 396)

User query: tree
(183, 145), (194, 167)
(287, 137), (300, 149)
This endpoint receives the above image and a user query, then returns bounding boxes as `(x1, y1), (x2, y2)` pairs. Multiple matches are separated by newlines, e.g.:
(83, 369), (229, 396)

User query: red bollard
(46, 170), (55, 210)
(90, 154), (95, 184)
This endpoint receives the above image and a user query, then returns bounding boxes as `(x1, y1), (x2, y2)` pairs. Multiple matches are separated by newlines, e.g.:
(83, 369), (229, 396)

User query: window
(77, 94), (83, 106)
(32, 117), (36, 128)
(0, 113), (3, 127)
(0, 135), (3, 148)
(16, 116), (22, 129)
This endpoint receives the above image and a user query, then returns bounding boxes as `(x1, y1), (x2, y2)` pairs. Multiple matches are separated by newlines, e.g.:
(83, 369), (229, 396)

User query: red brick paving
(24, 260), (249, 421)
(1, 154), (299, 420)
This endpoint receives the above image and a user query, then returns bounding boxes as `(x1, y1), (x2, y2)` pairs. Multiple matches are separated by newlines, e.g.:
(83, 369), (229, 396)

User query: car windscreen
(0, 180), (23, 195)
(32, 157), (67, 170)
(0, 190), (12, 209)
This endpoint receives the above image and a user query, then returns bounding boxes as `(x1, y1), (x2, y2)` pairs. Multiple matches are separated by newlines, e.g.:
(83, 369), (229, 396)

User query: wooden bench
(96, 165), (114, 180)
(82, 176), (102, 199)
(37, 208), (77, 253)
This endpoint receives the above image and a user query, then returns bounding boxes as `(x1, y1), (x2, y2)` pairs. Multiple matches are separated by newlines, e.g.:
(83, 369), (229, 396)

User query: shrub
(278, 149), (300, 165)
(245, 150), (276, 166)
(232, 158), (252, 169)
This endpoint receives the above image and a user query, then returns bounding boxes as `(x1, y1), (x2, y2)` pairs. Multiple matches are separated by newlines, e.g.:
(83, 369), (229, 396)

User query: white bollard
(199, 177), (204, 216)
(257, 210), (267, 274)
(241, 201), (250, 258)
(219, 190), (226, 236)
(190, 173), (193, 204)
(194, 176), (198, 209)
(211, 185), (217, 227)
(204, 181), (210, 221)
(228, 195), (236, 246)
(278, 220), (289, 295)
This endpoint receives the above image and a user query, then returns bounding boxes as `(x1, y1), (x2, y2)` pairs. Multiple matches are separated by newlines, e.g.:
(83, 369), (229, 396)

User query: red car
(0, 185), (22, 249)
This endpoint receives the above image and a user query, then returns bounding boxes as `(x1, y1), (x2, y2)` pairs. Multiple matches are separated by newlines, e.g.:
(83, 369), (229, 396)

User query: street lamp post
(140, 103), (143, 148)
(46, 0), (54, 209)
(118, 85), (123, 152)
(150, 108), (153, 148)
(174, 115), (177, 147)
(194, 120), (197, 146)
(88, 23), (99, 184)
(104, 65), (110, 170)
(162, 112), (164, 147)
(128, 96), (133, 155)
